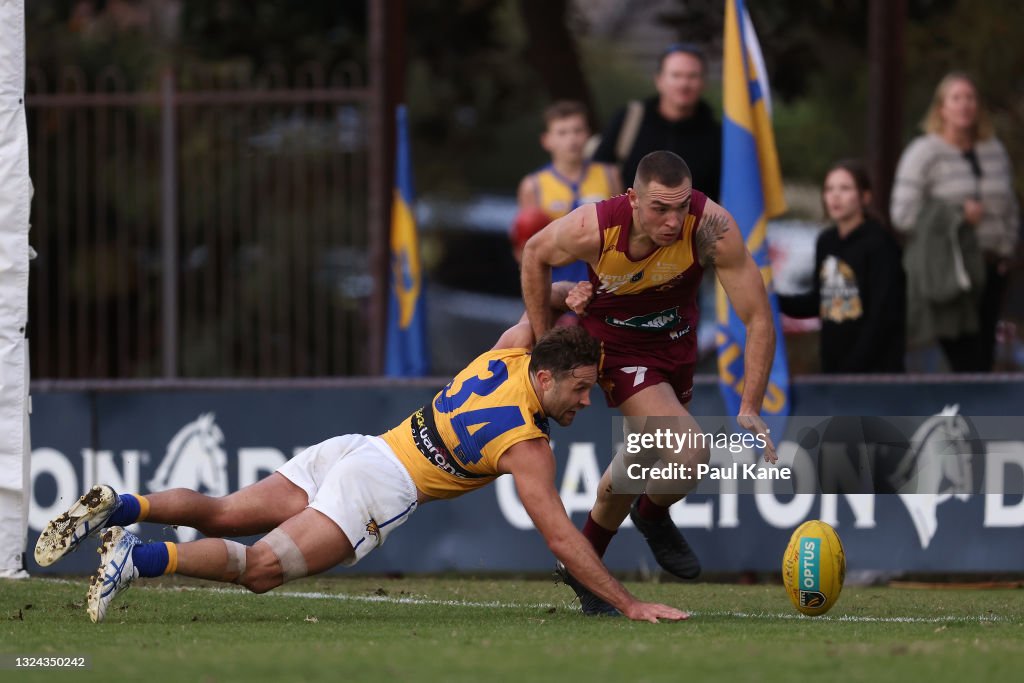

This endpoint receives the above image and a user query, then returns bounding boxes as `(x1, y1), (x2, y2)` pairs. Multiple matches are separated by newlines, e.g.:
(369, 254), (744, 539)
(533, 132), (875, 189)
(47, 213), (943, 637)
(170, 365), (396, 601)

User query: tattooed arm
(695, 211), (731, 268)
(700, 204), (777, 462)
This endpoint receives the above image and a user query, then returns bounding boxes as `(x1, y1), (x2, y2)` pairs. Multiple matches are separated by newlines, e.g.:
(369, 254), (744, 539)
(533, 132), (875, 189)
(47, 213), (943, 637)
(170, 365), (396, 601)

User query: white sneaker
(87, 527), (141, 623)
(35, 485), (120, 567)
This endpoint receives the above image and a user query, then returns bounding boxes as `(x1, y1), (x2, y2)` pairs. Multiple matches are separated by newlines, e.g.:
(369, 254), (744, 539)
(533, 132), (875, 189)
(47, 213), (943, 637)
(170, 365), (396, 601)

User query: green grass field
(3, 575), (1023, 682)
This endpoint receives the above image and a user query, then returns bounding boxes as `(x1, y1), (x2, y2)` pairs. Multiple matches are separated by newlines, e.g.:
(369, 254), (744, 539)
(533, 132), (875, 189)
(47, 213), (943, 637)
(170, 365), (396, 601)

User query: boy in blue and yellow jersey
(513, 101), (622, 282)
(36, 327), (687, 624)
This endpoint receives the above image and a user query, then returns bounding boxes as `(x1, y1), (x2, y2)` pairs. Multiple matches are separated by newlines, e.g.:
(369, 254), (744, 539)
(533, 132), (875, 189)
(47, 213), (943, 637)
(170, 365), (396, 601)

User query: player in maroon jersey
(517, 150), (777, 615)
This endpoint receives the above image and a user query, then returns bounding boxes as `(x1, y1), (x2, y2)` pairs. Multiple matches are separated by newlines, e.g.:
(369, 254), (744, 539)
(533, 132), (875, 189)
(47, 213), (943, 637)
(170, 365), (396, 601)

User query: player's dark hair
(529, 326), (601, 378)
(634, 150), (692, 191)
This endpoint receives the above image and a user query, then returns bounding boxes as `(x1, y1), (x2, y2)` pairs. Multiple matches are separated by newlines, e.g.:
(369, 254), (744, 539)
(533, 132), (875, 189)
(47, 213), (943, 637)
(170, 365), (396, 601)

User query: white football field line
(258, 588), (1010, 623)
(42, 578), (1010, 624)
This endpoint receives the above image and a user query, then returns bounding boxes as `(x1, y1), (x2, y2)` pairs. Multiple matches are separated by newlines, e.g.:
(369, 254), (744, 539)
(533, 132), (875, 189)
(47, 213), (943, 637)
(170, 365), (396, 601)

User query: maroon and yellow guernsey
(580, 191), (708, 360)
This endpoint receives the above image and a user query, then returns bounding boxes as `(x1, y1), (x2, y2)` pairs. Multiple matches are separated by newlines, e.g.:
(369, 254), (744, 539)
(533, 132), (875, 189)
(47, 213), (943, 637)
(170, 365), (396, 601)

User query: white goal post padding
(0, 0), (30, 579)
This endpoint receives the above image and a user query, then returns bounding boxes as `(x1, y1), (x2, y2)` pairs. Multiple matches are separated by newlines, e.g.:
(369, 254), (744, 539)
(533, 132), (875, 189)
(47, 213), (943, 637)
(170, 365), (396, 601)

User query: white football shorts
(276, 434), (418, 566)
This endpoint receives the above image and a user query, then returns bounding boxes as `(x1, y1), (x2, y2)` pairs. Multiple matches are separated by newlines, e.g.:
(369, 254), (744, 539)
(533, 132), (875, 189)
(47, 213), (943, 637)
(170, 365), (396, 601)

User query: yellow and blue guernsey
(381, 348), (550, 499)
(532, 162), (616, 219)
(532, 162), (616, 283)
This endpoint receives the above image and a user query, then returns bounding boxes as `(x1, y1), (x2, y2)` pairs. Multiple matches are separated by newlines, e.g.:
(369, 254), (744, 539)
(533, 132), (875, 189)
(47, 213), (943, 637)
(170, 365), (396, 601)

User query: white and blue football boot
(87, 526), (141, 623)
(34, 485), (121, 567)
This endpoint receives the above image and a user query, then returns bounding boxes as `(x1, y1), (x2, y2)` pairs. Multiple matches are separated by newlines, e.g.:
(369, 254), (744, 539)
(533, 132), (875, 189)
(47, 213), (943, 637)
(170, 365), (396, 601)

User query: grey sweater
(890, 133), (1019, 258)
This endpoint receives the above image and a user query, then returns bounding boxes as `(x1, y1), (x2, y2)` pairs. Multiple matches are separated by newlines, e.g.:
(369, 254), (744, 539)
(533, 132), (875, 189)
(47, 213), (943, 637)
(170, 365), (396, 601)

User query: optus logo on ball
(800, 537), (819, 590)
(799, 536), (827, 609)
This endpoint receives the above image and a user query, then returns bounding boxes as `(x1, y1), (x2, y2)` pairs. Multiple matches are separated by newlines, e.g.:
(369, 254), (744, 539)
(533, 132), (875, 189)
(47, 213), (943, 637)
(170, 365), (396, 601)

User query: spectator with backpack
(591, 43), (722, 200)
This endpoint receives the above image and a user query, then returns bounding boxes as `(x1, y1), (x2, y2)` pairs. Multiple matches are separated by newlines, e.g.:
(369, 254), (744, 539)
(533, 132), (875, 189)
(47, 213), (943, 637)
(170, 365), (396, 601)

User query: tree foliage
(27, 1), (1023, 195)
(656, 0), (1022, 195)
(179, 1), (367, 72)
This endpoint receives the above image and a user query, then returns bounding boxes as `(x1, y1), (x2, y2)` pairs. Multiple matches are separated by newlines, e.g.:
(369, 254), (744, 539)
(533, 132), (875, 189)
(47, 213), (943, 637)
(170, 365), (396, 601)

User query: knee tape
(261, 528), (309, 582)
(223, 540), (247, 581)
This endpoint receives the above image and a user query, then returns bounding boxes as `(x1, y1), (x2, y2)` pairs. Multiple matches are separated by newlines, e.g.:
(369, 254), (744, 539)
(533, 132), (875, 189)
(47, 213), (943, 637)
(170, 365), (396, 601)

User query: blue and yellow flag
(385, 104), (429, 376)
(716, 0), (789, 418)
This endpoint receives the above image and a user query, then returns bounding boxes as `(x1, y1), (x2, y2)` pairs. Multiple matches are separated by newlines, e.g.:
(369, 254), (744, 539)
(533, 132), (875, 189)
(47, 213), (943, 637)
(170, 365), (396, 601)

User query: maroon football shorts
(598, 341), (696, 408)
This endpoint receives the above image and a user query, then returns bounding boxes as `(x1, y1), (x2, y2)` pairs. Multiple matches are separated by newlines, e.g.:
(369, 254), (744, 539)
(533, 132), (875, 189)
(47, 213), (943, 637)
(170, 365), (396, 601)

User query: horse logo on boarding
(147, 413), (229, 542)
(892, 405), (976, 550)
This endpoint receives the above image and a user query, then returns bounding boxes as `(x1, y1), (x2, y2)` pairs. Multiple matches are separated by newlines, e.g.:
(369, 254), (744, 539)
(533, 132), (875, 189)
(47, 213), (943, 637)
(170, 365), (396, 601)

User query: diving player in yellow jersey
(36, 326), (687, 624)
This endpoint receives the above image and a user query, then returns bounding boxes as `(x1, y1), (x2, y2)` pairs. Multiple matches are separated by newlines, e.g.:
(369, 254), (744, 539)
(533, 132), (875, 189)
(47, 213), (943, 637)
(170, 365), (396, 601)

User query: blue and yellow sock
(132, 542), (177, 578)
(106, 494), (150, 528)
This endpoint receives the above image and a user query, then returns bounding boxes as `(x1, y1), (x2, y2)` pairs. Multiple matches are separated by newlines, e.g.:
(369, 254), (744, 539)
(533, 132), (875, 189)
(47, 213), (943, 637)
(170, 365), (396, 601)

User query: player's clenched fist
(565, 281), (594, 316)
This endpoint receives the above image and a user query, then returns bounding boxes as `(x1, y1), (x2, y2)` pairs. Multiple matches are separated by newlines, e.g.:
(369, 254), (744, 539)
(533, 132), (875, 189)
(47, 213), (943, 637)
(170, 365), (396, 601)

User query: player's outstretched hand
(737, 413), (777, 464)
(565, 281), (593, 316)
(622, 601), (690, 623)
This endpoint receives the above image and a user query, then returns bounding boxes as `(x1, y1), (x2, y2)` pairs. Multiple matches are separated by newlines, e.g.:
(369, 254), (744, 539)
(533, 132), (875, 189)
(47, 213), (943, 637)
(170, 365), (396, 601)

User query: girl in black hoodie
(779, 160), (906, 373)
